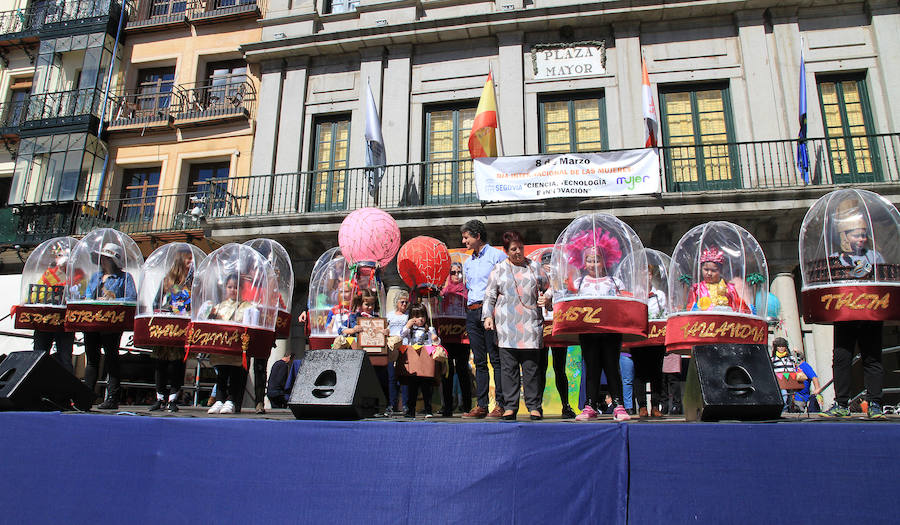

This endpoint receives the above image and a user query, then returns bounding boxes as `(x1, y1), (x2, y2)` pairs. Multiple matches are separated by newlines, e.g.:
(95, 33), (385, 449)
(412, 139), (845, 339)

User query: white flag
(365, 81), (386, 196)
(641, 57), (659, 148)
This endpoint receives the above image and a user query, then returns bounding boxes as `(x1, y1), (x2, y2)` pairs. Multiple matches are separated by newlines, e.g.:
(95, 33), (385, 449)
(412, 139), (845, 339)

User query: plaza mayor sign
(532, 42), (606, 79)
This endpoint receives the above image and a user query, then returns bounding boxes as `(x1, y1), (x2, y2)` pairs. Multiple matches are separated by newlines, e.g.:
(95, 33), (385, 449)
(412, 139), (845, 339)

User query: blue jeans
(466, 308), (503, 408)
(619, 353), (634, 410)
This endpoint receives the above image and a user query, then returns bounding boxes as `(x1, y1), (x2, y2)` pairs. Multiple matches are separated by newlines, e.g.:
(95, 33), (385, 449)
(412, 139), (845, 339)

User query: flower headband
(699, 246), (725, 266)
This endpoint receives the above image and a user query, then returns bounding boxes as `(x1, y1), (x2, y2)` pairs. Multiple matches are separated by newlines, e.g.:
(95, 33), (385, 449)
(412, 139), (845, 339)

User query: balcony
(0, 5), (46, 44)
(106, 89), (175, 131)
(123, 0), (262, 30)
(0, 98), (28, 136)
(171, 80), (256, 127)
(38, 0), (122, 37)
(188, 0), (264, 24)
(123, 0), (189, 31)
(22, 88), (103, 131)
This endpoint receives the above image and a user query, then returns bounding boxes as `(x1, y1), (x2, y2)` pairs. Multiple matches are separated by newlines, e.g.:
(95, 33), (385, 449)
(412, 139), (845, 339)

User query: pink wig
(565, 229), (622, 270)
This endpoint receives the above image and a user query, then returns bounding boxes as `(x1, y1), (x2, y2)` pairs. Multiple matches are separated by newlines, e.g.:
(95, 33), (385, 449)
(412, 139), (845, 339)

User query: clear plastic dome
(800, 189), (900, 288)
(628, 248), (672, 321)
(136, 243), (206, 319)
(191, 243), (278, 331)
(550, 214), (648, 304)
(67, 228), (143, 305)
(244, 239), (294, 313)
(20, 236), (78, 306)
(526, 245), (555, 322)
(307, 247), (386, 339)
(668, 221), (768, 318)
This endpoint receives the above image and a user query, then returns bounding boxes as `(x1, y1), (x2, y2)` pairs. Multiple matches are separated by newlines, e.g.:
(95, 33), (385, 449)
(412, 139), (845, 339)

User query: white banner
(474, 149), (660, 201)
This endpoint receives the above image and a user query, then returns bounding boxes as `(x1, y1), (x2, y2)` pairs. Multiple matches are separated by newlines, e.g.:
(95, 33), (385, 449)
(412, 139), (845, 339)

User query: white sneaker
(220, 400), (235, 414)
(208, 401), (224, 414)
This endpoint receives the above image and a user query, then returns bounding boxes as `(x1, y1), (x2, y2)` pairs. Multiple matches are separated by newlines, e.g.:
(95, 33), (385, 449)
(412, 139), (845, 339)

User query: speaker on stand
(288, 350), (386, 420)
(683, 343), (784, 421)
(0, 350), (96, 411)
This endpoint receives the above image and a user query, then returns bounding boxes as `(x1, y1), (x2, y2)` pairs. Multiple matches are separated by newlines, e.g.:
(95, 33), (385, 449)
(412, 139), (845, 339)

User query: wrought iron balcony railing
(0, 98), (28, 131)
(6, 133), (899, 247)
(106, 88), (175, 129)
(25, 88), (104, 123)
(123, 0), (262, 28)
(43, 0), (117, 25)
(0, 5), (47, 39)
(172, 80), (256, 123)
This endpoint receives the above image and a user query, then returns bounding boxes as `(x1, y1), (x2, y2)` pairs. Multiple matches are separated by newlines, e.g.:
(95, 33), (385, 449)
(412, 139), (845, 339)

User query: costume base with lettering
(185, 321), (274, 359)
(552, 298), (648, 341)
(665, 313), (768, 355)
(801, 284), (900, 324)
(275, 310), (291, 339)
(433, 317), (468, 344)
(133, 316), (190, 349)
(623, 321), (666, 349)
(14, 305), (68, 332)
(64, 303), (135, 332)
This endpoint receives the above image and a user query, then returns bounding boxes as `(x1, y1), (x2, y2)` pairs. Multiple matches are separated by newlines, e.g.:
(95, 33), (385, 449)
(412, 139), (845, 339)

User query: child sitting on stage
(400, 302), (442, 418)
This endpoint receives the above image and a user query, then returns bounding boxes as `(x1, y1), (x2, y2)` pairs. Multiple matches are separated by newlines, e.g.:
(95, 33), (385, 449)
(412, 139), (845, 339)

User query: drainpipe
(94, 0), (126, 206)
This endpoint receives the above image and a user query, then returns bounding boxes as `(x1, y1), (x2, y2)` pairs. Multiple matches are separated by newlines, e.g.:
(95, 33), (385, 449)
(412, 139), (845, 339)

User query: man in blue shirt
(460, 220), (507, 418)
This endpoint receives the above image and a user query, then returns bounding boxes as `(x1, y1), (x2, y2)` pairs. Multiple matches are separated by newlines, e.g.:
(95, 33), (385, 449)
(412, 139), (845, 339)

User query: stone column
(252, 59), (285, 177)
(612, 21), (641, 149)
(809, 323), (835, 408)
(273, 56), (309, 213)
(382, 44), (412, 207)
(735, 10), (786, 140)
(771, 272), (805, 354)
(496, 31), (525, 156)
(867, 0), (900, 132)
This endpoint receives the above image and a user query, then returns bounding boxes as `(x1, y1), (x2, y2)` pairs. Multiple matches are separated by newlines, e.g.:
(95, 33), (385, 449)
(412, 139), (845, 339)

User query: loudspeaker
(683, 344), (783, 422)
(288, 350), (387, 420)
(0, 350), (96, 411)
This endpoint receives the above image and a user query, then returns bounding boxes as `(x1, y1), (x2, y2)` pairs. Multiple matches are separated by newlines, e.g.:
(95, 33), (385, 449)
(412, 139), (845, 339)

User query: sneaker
(404, 410), (416, 418)
(819, 403), (851, 418)
(561, 405), (576, 419)
(166, 401), (179, 413)
(462, 406), (488, 419)
(148, 400), (165, 412)
(867, 402), (887, 420)
(220, 401), (235, 414)
(487, 406), (504, 419)
(424, 412), (434, 419)
(575, 405), (599, 421)
(98, 398), (118, 410)
(256, 402), (266, 415)
(208, 401), (224, 414)
(613, 405), (631, 421)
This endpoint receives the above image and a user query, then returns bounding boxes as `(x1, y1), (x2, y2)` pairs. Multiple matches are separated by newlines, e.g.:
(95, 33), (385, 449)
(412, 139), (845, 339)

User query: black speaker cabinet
(289, 350), (386, 420)
(683, 343), (783, 422)
(0, 350), (95, 411)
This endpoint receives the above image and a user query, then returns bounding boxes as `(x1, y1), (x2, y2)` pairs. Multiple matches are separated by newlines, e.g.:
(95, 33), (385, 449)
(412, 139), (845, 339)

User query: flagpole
(490, 63), (504, 157)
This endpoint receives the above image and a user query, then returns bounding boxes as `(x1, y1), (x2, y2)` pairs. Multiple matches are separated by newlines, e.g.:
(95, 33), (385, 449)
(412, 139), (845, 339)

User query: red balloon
(397, 236), (451, 292)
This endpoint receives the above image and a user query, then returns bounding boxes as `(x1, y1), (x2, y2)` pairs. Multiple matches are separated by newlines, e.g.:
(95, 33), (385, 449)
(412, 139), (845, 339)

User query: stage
(0, 411), (898, 524)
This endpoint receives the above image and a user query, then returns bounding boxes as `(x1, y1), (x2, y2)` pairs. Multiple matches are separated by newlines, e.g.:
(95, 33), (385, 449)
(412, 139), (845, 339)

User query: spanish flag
(468, 72), (498, 158)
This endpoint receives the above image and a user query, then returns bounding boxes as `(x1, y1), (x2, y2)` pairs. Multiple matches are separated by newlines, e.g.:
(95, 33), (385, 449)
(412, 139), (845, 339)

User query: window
(119, 168), (160, 224)
(187, 162), (229, 214)
(325, 0), (359, 14)
(659, 84), (737, 191)
(425, 106), (476, 205)
(310, 117), (350, 212)
(539, 93), (607, 153)
(149, 0), (187, 17)
(135, 67), (175, 118)
(817, 75), (880, 183)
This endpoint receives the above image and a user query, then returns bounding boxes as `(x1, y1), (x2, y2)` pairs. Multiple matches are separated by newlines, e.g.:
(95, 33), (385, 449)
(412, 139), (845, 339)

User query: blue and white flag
(365, 81), (386, 197)
(797, 46), (810, 184)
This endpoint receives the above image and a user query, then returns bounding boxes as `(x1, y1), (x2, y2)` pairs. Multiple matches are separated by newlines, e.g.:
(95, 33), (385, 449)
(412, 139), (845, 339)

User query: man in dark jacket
(267, 353), (295, 408)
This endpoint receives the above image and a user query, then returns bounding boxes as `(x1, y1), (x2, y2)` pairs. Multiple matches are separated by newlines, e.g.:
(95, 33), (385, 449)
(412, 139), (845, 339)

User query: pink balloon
(338, 207), (401, 267)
